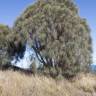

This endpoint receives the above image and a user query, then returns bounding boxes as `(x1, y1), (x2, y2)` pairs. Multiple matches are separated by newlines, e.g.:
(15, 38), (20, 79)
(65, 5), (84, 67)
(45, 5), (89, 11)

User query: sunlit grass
(0, 71), (95, 96)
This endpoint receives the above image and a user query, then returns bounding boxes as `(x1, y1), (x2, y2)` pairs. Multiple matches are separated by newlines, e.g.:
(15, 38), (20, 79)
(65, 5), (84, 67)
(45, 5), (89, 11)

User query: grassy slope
(0, 71), (96, 96)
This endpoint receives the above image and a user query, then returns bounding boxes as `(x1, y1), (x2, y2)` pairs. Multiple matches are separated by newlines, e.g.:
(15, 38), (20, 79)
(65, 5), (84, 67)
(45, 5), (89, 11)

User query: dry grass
(0, 71), (95, 96)
(73, 73), (96, 94)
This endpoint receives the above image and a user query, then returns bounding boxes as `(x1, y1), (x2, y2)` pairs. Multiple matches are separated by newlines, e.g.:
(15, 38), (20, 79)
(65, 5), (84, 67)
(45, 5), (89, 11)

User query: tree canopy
(0, 0), (92, 77)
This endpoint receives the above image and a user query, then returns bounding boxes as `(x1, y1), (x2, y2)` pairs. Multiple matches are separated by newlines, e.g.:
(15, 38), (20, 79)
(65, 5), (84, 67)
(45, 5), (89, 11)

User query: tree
(0, 24), (26, 69)
(13, 0), (92, 77)
(0, 24), (11, 67)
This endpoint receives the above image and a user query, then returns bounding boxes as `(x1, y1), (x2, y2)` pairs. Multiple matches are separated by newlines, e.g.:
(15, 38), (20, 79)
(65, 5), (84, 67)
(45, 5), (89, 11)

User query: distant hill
(90, 64), (96, 72)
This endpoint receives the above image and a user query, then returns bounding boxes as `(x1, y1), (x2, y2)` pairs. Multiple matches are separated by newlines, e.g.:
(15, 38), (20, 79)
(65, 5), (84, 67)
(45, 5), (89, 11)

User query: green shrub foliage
(0, 24), (11, 67)
(12, 0), (92, 76)
(0, 24), (26, 69)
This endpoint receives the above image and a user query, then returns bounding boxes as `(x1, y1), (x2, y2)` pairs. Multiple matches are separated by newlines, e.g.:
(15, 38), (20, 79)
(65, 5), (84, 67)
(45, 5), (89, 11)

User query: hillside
(0, 71), (95, 96)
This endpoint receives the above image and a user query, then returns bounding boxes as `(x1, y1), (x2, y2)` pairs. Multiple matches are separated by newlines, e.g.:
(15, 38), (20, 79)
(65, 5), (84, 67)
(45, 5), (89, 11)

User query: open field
(0, 71), (96, 96)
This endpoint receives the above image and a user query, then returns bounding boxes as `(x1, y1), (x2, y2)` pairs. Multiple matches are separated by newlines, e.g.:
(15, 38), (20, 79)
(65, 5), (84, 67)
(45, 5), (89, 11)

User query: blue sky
(0, 0), (96, 63)
(0, 0), (35, 26)
(75, 0), (96, 63)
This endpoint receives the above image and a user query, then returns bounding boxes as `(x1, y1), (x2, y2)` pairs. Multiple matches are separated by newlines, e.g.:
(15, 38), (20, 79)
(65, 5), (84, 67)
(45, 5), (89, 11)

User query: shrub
(0, 24), (11, 67)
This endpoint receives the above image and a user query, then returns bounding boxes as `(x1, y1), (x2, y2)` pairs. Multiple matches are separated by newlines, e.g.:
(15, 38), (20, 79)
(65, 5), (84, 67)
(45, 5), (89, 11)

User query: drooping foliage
(10, 0), (92, 76)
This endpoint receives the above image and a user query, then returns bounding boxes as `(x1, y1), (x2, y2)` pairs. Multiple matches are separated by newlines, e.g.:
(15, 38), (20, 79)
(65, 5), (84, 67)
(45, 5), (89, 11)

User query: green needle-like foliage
(12, 0), (92, 77)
